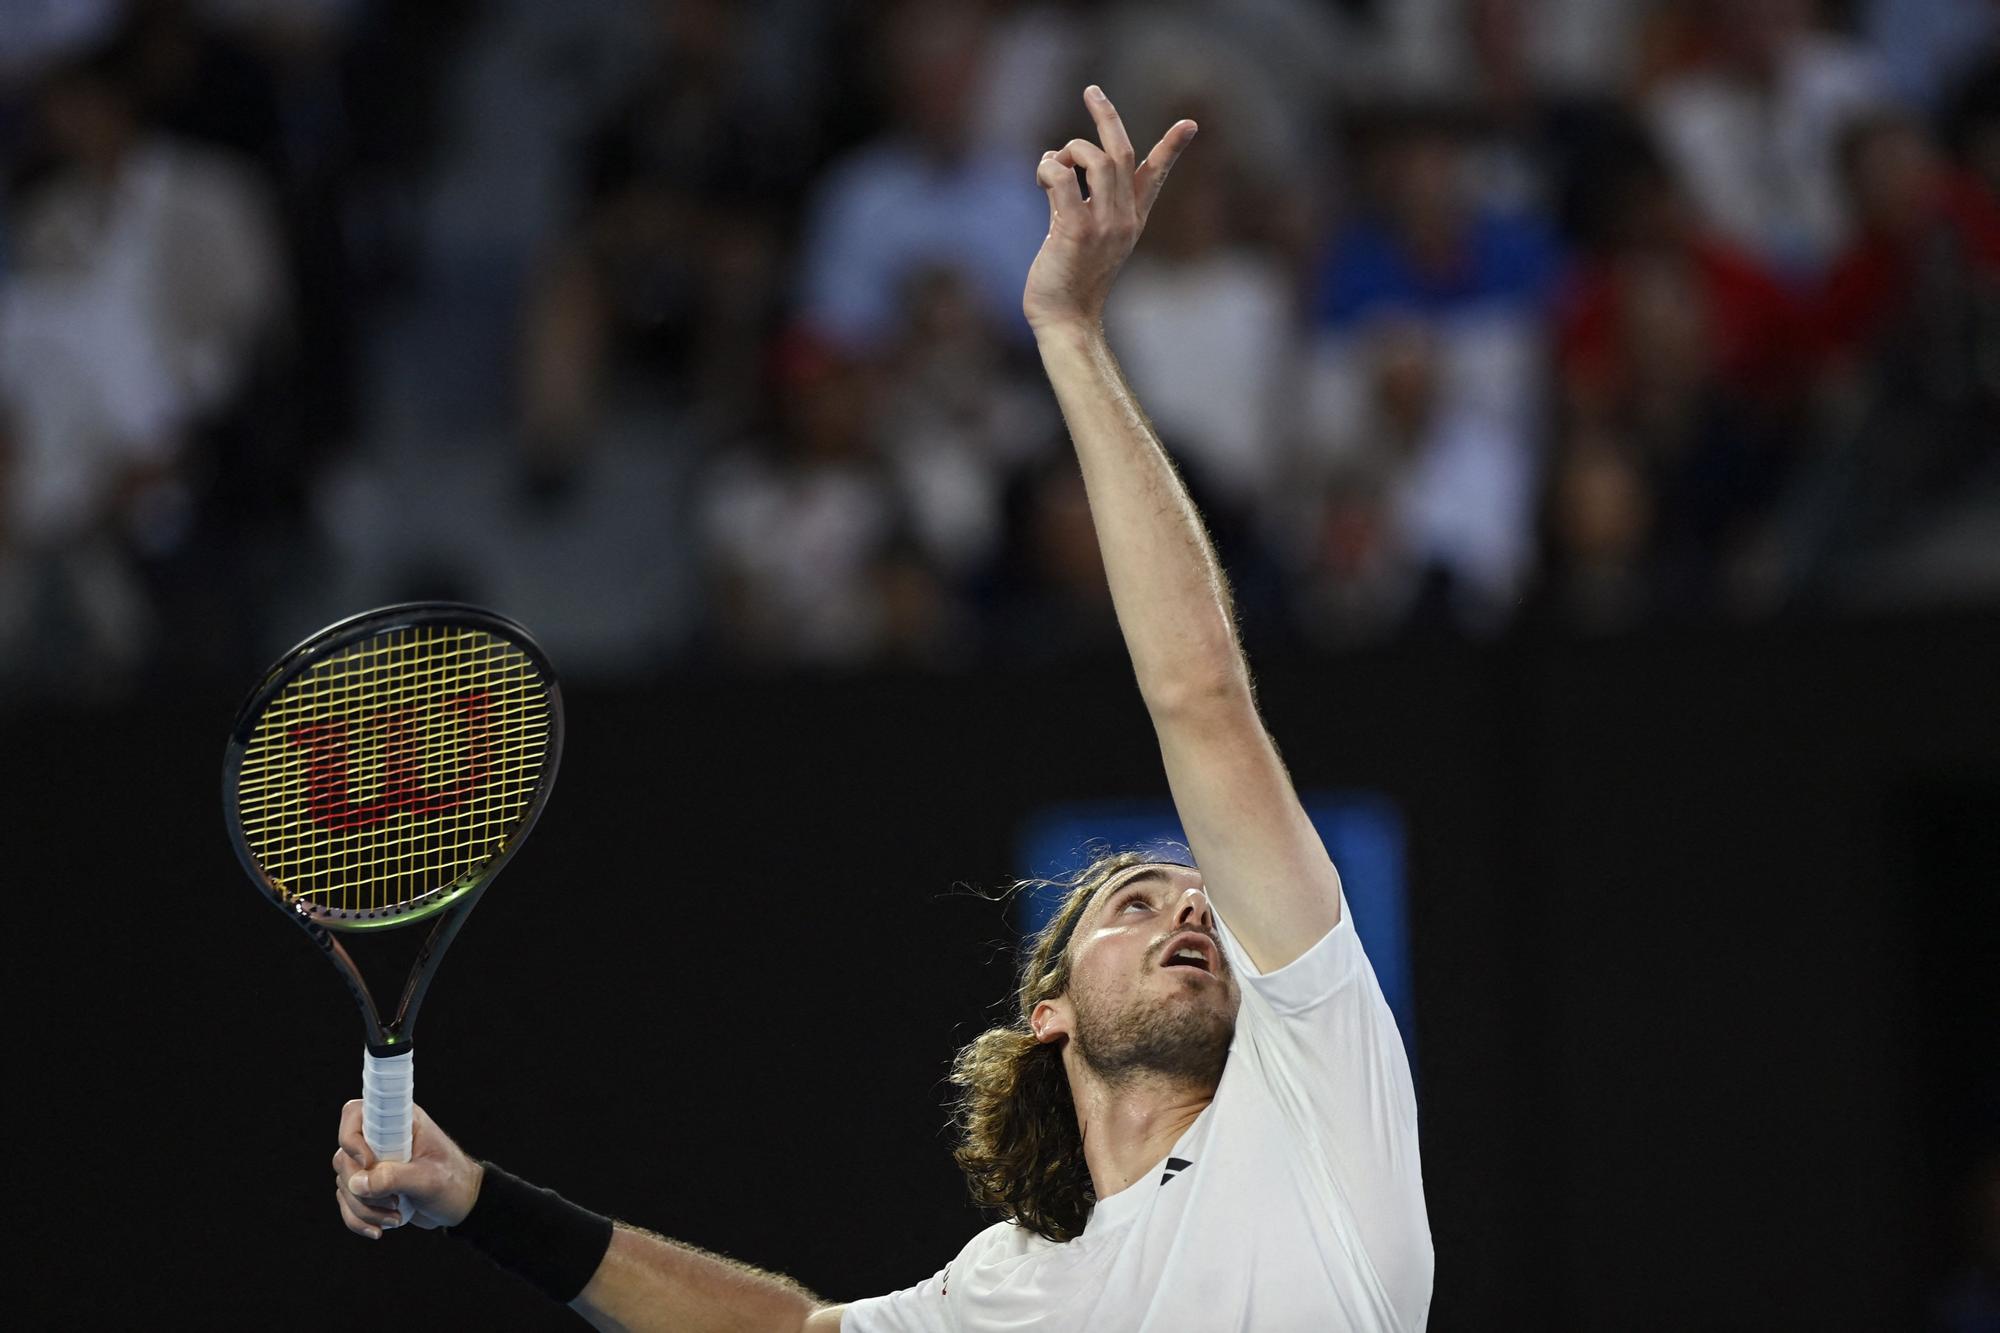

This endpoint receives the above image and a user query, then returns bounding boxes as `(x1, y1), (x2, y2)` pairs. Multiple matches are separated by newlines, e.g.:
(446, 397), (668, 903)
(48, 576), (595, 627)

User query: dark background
(10, 609), (1995, 1330)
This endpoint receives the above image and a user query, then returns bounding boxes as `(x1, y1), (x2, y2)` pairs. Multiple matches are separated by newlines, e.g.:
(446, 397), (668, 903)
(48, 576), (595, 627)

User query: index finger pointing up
(1135, 119), (1199, 223)
(1084, 85), (1136, 169)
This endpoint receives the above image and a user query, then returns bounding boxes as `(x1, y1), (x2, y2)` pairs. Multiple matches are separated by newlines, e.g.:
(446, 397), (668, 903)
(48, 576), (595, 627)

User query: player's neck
(1069, 1069), (1213, 1204)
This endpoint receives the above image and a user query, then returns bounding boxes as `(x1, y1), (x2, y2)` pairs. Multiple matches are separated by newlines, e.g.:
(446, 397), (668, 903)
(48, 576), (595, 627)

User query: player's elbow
(1141, 665), (1255, 726)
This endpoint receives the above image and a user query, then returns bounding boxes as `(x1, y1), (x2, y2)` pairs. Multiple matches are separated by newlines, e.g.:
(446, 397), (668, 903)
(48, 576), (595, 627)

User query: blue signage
(1015, 793), (1415, 1061)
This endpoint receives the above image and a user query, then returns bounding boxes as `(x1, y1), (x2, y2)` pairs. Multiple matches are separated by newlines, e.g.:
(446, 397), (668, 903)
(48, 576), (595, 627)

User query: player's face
(1056, 864), (1240, 1086)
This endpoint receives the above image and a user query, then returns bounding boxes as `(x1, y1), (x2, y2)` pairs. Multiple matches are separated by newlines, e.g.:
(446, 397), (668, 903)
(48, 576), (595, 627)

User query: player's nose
(1172, 887), (1213, 933)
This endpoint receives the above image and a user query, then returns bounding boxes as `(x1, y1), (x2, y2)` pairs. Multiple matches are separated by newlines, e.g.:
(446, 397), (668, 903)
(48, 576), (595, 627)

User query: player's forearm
(572, 1224), (826, 1333)
(1035, 318), (1249, 713)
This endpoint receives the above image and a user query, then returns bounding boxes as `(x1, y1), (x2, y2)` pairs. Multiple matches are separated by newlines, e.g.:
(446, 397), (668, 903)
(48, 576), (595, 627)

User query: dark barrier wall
(12, 613), (1996, 1330)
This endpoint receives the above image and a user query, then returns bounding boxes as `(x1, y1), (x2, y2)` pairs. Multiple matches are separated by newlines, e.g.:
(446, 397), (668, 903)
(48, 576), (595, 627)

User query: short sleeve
(1218, 898), (1369, 1016)
(840, 1266), (950, 1333)
(1215, 899), (1433, 1327)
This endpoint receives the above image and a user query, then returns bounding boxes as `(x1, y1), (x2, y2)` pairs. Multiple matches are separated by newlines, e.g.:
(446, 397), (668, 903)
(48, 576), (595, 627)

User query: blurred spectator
(1289, 316), (1542, 642)
(1313, 104), (1562, 329)
(119, 0), (387, 480)
(1860, 0), (1997, 113)
(793, 1), (1046, 356)
(1942, 54), (2000, 197)
(877, 266), (1059, 583)
(1819, 109), (2000, 362)
(1646, 0), (1890, 277)
(1295, 104), (1556, 639)
(1507, 0), (1664, 107)
(1337, 0), (1660, 111)
(519, 0), (809, 485)
(965, 0), (1101, 161)
(986, 453), (1125, 664)
(2, 0), (1994, 688)
(1094, 0), (1339, 252)
(0, 37), (286, 683)
(696, 335), (966, 667)
(1104, 141), (1295, 515)
(1279, 455), (1407, 649)
(1781, 107), (2000, 593)
(1538, 432), (1658, 628)
(0, 0), (123, 85)
(1559, 130), (1811, 415)
(1542, 126), (1810, 624)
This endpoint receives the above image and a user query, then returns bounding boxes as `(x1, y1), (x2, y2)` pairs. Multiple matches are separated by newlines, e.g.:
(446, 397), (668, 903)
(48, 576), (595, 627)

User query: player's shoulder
(927, 1214), (1099, 1293)
(954, 1216), (1053, 1266)
(1215, 900), (1364, 1018)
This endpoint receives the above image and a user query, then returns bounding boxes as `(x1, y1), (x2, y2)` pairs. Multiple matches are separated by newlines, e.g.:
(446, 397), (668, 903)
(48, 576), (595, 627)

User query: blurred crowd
(3, 0), (1999, 690)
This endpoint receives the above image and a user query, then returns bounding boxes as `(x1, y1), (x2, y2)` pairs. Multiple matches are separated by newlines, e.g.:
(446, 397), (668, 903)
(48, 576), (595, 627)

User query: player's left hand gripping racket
(223, 603), (562, 1224)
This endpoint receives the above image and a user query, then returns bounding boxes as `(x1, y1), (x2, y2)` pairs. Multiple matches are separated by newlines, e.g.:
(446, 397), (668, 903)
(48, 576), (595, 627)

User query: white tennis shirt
(844, 896), (1433, 1332)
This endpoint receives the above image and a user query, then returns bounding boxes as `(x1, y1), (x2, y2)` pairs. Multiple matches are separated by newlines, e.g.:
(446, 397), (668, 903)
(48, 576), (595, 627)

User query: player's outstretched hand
(1022, 85), (1198, 334)
(332, 1100), (483, 1237)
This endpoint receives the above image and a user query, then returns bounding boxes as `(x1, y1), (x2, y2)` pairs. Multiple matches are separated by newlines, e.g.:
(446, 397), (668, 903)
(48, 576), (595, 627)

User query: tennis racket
(222, 603), (563, 1224)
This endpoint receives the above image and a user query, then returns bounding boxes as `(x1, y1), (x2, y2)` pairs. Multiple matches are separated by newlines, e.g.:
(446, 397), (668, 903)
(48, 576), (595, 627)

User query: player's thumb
(352, 1160), (424, 1200)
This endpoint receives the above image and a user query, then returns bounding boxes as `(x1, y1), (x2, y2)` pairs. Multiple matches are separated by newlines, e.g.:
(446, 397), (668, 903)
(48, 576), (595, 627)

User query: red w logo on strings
(290, 692), (492, 831)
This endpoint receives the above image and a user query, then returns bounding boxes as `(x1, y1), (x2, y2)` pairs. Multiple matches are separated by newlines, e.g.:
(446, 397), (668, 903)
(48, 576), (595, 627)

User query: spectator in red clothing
(1557, 133), (1811, 424)
(1818, 109), (2000, 367)
(1779, 106), (2000, 593)
(1540, 127), (1811, 624)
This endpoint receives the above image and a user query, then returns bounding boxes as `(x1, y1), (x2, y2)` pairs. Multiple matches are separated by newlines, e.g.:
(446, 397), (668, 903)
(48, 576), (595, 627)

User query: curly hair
(947, 849), (1172, 1243)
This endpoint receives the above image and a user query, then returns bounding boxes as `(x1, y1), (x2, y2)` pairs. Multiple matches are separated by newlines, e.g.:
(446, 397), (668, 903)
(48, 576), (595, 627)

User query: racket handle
(361, 1047), (417, 1226)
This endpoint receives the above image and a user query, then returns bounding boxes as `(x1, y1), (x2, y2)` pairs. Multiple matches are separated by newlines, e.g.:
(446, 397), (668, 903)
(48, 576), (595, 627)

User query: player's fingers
(337, 1101), (377, 1170)
(336, 1187), (388, 1240)
(1134, 120), (1199, 223)
(1082, 85), (1136, 173)
(351, 1157), (438, 1206)
(1036, 151), (1084, 221)
(340, 1176), (405, 1228)
(1054, 139), (1116, 211)
(348, 1160), (395, 1199)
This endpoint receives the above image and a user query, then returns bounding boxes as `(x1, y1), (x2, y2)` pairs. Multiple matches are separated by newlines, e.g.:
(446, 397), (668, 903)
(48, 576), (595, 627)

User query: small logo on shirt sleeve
(1158, 1157), (1194, 1187)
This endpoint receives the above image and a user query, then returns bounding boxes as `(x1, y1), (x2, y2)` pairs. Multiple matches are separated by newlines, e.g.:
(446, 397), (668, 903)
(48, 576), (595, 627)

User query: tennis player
(332, 86), (1433, 1332)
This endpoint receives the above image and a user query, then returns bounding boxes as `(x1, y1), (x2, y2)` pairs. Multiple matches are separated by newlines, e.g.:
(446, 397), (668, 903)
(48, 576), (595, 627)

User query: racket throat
(298, 910), (428, 1049)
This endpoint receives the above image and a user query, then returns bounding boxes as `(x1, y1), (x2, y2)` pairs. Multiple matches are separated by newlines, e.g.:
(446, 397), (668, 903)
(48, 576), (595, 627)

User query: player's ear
(1030, 997), (1073, 1045)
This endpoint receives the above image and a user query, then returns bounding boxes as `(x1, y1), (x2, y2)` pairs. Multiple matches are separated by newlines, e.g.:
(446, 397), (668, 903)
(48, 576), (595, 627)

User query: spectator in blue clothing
(793, 1), (1048, 356)
(1294, 104), (1559, 641)
(1313, 103), (1562, 331)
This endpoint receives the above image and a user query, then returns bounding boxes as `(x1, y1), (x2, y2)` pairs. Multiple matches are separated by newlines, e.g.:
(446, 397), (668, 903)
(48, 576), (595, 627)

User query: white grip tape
(361, 1048), (416, 1226)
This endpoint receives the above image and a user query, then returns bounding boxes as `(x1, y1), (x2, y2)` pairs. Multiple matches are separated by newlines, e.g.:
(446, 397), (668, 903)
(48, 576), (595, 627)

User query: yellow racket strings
(235, 624), (551, 915)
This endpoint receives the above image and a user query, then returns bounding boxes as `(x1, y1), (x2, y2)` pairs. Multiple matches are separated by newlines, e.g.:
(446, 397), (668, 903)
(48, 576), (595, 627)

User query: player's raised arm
(1025, 87), (1341, 972)
(332, 1101), (843, 1332)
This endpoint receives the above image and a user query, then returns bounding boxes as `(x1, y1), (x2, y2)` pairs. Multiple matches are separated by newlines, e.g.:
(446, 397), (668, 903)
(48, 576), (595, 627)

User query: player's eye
(1119, 896), (1149, 912)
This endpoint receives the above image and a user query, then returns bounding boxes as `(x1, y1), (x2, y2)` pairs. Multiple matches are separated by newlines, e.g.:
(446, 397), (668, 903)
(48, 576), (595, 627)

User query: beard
(1071, 971), (1236, 1089)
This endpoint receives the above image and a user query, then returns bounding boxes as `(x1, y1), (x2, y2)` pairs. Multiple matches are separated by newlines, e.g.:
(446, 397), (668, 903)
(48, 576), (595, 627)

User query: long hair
(948, 849), (1173, 1242)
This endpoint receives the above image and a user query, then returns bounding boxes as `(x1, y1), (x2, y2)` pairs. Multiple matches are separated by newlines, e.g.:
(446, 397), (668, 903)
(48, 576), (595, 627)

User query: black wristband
(446, 1161), (615, 1304)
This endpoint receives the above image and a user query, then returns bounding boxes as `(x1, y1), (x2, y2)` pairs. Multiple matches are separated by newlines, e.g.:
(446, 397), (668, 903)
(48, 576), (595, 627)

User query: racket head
(222, 602), (563, 932)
